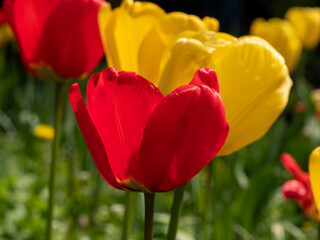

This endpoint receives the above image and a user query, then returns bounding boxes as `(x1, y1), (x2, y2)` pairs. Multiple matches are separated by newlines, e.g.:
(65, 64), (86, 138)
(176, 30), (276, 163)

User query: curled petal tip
(102, 67), (119, 81)
(280, 152), (309, 184)
(68, 83), (80, 96)
(68, 83), (82, 110)
(280, 152), (294, 165)
(190, 68), (219, 92)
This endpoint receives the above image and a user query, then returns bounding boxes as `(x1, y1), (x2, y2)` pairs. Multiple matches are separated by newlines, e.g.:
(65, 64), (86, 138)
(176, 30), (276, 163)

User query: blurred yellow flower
(250, 18), (302, 73)
(308, 146), (320, 219)
(157, 31), (292, 155)
(34, 124), (54, 140)
(98, 0), (219, 84)
(285, 7), (320, 50)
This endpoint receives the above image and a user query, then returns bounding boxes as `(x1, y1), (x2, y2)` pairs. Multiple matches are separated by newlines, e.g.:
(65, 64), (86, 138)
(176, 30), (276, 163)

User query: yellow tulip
(308, 146), (320, 219)
(285, 7), (320, 50)
(158, 31), (292, 155)
(98, 0), (165, 72)
(250, 18), (302, 73)
(34, 124), (54, 140)
(98, 0), (219, 83)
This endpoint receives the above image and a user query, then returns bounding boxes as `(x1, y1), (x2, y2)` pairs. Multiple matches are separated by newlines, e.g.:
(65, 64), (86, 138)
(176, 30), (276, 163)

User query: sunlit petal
(309, 146), (320, 212)
(250, 18), (302, 72)
(99, 0), (165, 72)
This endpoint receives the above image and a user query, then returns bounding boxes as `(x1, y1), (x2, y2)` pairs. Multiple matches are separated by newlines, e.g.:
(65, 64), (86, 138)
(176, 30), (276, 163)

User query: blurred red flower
(69, 67), (229, 192)
(3, 0), (105, 81)
(281, 153), (320, 220)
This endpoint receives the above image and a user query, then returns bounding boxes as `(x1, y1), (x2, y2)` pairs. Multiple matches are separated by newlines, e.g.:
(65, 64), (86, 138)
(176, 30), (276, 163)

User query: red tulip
(3, 0), (105, 81)
(69, 67), (229, 192)
(281, 153), (319, 220)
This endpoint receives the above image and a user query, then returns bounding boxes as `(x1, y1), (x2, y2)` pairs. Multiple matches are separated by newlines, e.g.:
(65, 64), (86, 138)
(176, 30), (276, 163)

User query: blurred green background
(0, 0), (320, 239)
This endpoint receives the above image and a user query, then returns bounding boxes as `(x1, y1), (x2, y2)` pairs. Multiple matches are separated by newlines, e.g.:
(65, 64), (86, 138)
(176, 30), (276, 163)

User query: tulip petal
(68, 83), (123, 190)
(35, 0), (105, 78)
(250, 18), (302, 73)
(282, 179), (307, 200)
(202, 16), (219, 32)
(215, 32), (237, 47)
(4, 0), (60, 64)
(213, 36), (292, 155)
(86, 68), (164, 185)
(139, 12), (212, 85)
(281, 153), (309, 184)
(140, 84), (229, 192)
(189, 68), (219, 92)
(99, 0), (165, 72)
(309, 146), (320, 212)
(158, 30), (217, 95)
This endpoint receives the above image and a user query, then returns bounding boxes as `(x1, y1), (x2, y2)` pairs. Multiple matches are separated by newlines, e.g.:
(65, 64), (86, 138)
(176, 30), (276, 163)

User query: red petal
(86, 68), (164, 185)
(282, 179), (307, 200)
(281, 153), (309, 185)
(140, 85), (229, 192)
(68, 83), (123, 190)
(189, 68), (219, 92)
(36, 0), (105, 77)
(4, 0), (60, 64)
(0, 9), (6, 25)
(6, 0), (105, 78)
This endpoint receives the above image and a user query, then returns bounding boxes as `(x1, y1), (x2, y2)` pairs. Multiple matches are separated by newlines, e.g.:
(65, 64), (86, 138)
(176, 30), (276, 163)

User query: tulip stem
(166, 184), (186, 240)
(45, 82), (65, 240)
(122, 191), (134, 240)
(144, 192), (155, 240)
(318, 222), (320, 240)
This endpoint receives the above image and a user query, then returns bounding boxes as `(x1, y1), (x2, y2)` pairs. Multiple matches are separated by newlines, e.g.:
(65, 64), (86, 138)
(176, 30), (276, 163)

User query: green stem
(122, 191), (134, 240)
(45, 82), (65, 240)
(203, 163), (213, 240)
(167, 185), (185, 240)
(144, 193), (155, 240)
(318, 222), (320, 240)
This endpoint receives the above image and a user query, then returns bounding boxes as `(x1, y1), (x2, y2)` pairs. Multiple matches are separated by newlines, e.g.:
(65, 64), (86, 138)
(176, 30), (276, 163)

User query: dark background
(109, 0), (320, 35)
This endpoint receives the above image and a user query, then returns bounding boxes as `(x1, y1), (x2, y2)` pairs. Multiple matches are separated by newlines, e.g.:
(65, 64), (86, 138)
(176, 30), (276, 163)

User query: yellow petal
(212, 36), (292, 155)
(158, 30), (217, 95)
(99, 0), (165, 72)
(250, 18), (302, 73)
(202, 16), (219, 32)
(285, 7), (320, 50)
(309, 146), (320, 213)
(138, 12), (218, 85)
(216, 32), (237, 47)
